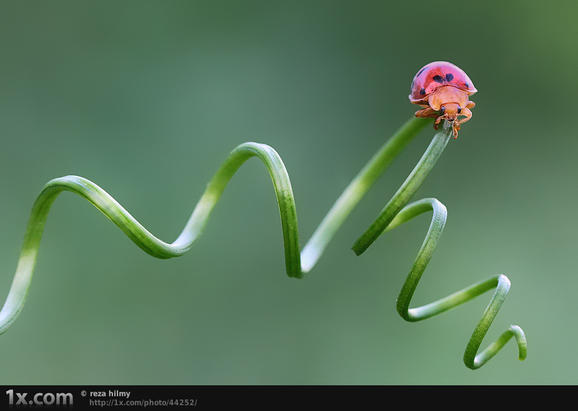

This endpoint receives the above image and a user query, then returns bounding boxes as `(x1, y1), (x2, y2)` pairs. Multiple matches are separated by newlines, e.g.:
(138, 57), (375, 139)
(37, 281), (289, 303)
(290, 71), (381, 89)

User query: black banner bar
(0, 386), (573, 409)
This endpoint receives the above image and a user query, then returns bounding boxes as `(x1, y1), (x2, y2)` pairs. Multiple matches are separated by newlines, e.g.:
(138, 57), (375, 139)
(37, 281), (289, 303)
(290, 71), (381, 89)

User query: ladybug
(409, 61), (477, 139)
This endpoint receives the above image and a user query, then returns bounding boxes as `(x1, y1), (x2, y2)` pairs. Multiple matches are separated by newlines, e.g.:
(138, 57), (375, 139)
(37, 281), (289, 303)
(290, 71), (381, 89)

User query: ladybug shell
(409, 61), (477, 104)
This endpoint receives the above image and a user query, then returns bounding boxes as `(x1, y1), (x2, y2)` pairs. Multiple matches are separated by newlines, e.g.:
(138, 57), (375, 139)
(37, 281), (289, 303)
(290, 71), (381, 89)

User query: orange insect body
(408, 61), (477, 139)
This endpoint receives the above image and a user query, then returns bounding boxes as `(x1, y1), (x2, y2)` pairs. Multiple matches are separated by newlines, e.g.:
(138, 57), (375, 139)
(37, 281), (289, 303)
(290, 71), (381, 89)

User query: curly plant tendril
(0, 117), (526, 369)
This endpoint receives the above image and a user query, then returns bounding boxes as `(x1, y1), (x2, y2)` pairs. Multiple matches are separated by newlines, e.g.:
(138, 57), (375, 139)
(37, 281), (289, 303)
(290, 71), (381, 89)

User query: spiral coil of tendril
(0, 117), (526, 369)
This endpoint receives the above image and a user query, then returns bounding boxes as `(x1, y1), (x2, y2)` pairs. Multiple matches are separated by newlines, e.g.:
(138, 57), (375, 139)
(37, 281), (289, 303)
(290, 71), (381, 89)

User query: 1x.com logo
(6, 389), (73, 406)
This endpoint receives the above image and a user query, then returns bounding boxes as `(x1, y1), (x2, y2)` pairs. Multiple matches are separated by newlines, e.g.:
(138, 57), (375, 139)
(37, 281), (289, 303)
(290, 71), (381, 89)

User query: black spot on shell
(445, 73), (454, 82)
(464, 82), (469, 88)
(420, 88), (426, 95)
(433, 75), (443, 83)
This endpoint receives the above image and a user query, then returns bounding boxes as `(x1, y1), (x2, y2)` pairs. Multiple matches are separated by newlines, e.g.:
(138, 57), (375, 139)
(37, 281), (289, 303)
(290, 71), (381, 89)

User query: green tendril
(0, 117), (526, 369)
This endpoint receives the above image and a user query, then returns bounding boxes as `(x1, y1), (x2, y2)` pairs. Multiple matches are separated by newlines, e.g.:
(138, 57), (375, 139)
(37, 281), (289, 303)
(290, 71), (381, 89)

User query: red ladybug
(409, 61), (477, 139)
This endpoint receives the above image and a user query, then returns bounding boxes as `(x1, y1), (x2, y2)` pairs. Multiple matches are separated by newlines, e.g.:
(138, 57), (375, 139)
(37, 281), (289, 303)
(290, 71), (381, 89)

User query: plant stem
(0, 117), (527, 369)
(300, 117), (429, 272)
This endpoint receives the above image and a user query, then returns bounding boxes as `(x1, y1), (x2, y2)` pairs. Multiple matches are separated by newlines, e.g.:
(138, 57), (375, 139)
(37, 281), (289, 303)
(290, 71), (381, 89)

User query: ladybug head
(439, 103), (462, 122)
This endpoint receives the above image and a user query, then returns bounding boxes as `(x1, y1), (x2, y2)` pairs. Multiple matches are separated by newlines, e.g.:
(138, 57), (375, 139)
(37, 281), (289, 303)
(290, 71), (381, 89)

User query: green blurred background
(0, 0), (575, 384)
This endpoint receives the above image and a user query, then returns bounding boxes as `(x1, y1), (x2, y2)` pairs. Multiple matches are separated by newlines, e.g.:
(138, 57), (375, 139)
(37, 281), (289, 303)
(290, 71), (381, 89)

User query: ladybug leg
(434, 115), (444, 130)
(466, 100), (476, 109)
(452, 107), (473, 139)
(415, 107), (446, 130)
(415, 107), (443, 130)
(452, 122), (460, 139)
(458, 107), (473, 124)
(414, 107), (438, 119)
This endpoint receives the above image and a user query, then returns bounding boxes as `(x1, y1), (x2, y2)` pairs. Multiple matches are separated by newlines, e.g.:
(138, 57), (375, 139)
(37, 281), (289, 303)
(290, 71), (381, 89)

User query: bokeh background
(0, 0), (575, 384)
